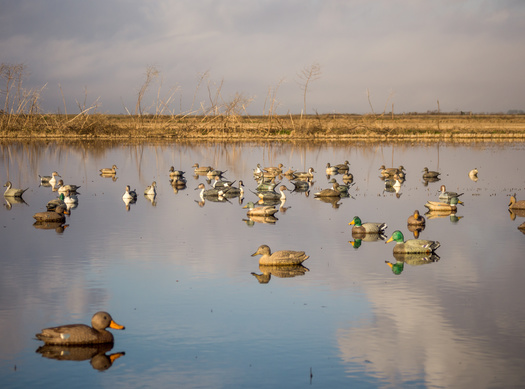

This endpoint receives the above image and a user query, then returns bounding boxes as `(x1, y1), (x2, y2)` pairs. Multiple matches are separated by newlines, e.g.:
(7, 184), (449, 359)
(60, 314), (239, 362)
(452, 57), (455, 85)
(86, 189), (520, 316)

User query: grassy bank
(2, 113), (525, 141)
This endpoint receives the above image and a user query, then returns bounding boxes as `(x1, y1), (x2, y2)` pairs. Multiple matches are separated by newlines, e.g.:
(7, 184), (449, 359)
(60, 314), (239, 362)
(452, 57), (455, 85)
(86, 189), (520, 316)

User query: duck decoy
(206, 169), (227, 177)
(469, 168), (478, 182)
(57, 180), (81, 193)
(46, 193), (66, 211)
(325, 163), (339, 175)
(220, 181), (244, 198)
(254, 185), (289, 201)
(211, 176), (235, 188)
(144, 181), (157, 196)
(123, 185), (138, 201)
(195, 183), (224, 198)
(168, 166), (185, 178)
(63, 190), (78, 205)
(283, 168), (297, 178)
(290, 177), (312, 193)
(334, 160), (350, 172)
(422, 167), (440, 179)
(314, 182), (341, 198)
(509, 194), (525, 210)
(342, 172), (354, 184)
(425, 196), (463, 212)
(263, 163), (284, 175)
(192, 163), (213, 174)
(386, 230), (440, 254)
(39, 171), (61, 183)
(171, 176), (187, 188)
(407, 210), (426, 226)
(256, 179), (279, 192)
(34, 204), (68, 223)
(100, 165), (117, 175)
(4, 181), (29, 198)
(349, 216), (387, 234)
(438, 185), (464, 201)
(379, 165), (406, 178)
(328, 178), (352, 194)
(253, 163), (263, 175)
(251, 244), (309, 266)
(243, 201), (278, 217)
(36, 311), (125, 345)
(293, 167), (315, 180)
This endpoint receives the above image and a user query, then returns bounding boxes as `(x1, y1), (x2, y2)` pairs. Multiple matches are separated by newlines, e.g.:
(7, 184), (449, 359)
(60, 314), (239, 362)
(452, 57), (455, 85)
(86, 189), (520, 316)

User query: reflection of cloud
(336, 281), (524, 387)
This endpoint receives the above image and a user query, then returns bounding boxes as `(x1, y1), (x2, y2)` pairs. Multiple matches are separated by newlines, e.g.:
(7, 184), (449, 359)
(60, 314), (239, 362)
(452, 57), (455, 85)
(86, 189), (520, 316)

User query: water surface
(1, 140), (525, 388)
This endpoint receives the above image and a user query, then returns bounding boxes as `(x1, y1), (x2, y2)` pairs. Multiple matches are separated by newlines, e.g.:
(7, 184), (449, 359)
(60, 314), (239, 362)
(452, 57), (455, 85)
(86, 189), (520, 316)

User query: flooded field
(1, 140), (525, 388)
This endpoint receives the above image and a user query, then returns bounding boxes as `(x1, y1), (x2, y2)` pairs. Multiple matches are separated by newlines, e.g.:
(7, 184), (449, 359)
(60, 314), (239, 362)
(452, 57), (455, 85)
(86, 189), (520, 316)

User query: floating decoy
(293, 167), (315, 180)
(192, 163), (213, 174)
(39, 171), (61, 183)
(349, 216), (387, 234)
(407, 210), (426, 226)
(380, 165), (406, 178)
(263, 163), (284, 175)
(220, 181), (244, 198)
(243, 201), (278, 217)
(509, 194), (525, 210)
(211, 176), (235, 188)
(342, 172), (354, 183)
(123, 185), (137, 201)
(386, 230), (440, 254)
(256, 178), (279, 192)
(46, 193), (66, 211)
(35, 311), (125, 345)
(168, 166), (185, 178)
(422, 167), (440, 179)
(57, 179), (81, 193)
(325, 163), (339, 175)
(171, 176), (187, 187)
(144, 181), (157, 196)
(438, 185), (464, 201)
(100, 165), (117, 175)
(328, 179), (352, 194)
(254, 185), (289, 201)
(291, 177), (312, 192)
(314, 182), (341, 198)
(206, 169), (227, 177)
(195, 183), (223, 198)
(469, 168), (478, 182)
(425, 196), (463, 212)
(34, 204), (68, 223)
(253, 163), (263, 175)
(3, 181), (28, 197)
(63, 190), (78, 205)
(334, 160), (350, 172)
(251, 244), (309, 266)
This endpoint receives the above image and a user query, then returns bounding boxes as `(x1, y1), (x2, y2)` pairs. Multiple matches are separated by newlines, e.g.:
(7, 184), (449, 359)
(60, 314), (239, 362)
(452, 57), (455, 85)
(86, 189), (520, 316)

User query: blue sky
(1, 0), (524, 115)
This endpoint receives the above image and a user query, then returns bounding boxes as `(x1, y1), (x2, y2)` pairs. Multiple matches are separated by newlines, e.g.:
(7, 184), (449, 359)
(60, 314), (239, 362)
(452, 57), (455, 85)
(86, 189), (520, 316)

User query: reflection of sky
(1, 141), (525, 387)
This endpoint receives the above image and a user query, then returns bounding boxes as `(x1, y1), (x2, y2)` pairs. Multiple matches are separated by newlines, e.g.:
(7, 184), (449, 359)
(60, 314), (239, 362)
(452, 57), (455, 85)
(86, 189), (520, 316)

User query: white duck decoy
(123, 185), (138, 201)
(4, 181), (29, 197)
(39, 171), (61, 184)
(144, 181), (157, 196)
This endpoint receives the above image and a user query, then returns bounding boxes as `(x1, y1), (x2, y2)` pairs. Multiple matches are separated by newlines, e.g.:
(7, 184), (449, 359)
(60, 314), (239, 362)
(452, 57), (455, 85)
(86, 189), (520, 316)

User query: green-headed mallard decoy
(255, 185), (289, 201)
(4, 181), (29, 198)
(100, 165), (117, 175)
(123, 185), (137, 201)
(509, 194), (525, 210)
(438, 185), (463, 201)
(46, 193), (66, 211)
(422, 167), (440, 179)
(425, 196), (463, 211)
(407, 210), (426, 226)
(243, 201), (278, 217)
(314, 182), (341, 198)
(192, 163), (213, 174)
(251, 244), (309, 266)
(39, 171), (61, 183)
(386, 230), (440, 254)
(349, 216), (387, 234)
(293, 167), (315, 180)
(34, 204), (68, 223)
(57, 180), (81, 193)
(144, 181), (157, 196)
(36, 311), (124, 345)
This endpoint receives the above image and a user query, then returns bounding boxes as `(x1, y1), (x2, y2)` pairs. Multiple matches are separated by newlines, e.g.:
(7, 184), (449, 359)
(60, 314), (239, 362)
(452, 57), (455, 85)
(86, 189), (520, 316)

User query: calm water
(1, 140), (525, 388)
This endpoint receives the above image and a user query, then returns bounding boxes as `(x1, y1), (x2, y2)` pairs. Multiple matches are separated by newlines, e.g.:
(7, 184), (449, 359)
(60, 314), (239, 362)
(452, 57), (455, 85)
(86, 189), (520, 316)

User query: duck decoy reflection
(251, 264), (309, 284)
(36, 311), (125, 345)
(36, 343), (125, 371)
